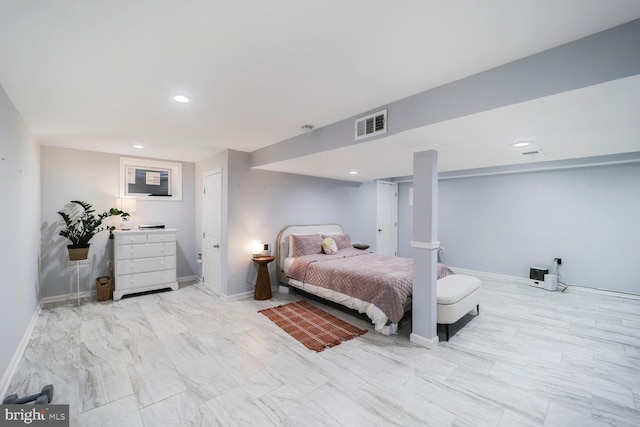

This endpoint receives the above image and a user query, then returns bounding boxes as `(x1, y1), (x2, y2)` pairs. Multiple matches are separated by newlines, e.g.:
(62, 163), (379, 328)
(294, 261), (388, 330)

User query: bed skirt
(287, 278), (409, 335)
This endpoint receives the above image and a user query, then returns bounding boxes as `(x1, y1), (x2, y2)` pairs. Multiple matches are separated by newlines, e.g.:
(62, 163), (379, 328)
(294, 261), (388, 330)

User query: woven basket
(96, 276), (113, 302)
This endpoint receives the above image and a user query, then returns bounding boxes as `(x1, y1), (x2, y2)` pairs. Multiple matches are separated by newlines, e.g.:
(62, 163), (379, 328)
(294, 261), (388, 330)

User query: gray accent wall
(398, 162), (640, 294)
(196, 149), (377, 297)
(0, 84), (40, 387)
(40, 147), (198, 298)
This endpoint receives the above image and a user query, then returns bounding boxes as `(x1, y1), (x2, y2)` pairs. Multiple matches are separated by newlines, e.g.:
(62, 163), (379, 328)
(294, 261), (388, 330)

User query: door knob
(378, 229), (382, 232)
(213, 244), (220, 248)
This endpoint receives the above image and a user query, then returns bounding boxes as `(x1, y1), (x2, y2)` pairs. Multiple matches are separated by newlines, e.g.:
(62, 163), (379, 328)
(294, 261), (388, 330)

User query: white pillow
(322, 237), (338, 255)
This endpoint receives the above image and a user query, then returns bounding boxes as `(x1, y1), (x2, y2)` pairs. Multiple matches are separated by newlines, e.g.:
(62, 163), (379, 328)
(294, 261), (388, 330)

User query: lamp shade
(116, 198), (137, 213)
(251, 240), (263, 257)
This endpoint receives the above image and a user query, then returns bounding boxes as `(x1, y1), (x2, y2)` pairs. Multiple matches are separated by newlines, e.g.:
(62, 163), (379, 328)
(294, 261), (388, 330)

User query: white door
(376, 181), (398, 256)
(203, 169), (222, 293)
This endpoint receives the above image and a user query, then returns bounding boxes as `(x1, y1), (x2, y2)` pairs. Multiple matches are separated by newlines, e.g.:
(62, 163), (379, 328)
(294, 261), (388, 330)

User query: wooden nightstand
(252, 256), (275, 300)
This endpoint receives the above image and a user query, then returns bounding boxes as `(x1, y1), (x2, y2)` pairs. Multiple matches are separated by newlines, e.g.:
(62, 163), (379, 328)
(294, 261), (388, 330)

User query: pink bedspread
(287, 248), (454, 324)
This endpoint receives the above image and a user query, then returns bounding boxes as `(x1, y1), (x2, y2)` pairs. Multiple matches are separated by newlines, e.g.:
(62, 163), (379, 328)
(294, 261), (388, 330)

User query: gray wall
(398, 163), (640, 294)
(196, 149), (377, 297)
(0, 84), (40, 387)
(398, 182), (413, 259)
(40, 147), (198, 298)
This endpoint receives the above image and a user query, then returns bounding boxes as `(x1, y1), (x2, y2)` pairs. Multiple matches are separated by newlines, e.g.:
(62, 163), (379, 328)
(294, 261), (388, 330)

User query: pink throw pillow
(291, 234), (323, 257)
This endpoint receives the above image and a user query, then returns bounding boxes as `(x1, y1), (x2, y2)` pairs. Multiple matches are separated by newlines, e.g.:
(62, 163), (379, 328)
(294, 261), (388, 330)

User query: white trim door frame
(376, 180), (398, 256)
(202, 169), (222, 293)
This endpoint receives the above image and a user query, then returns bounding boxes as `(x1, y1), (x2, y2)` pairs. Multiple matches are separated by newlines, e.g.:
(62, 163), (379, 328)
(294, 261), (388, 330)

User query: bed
(276, 224), (454, 335)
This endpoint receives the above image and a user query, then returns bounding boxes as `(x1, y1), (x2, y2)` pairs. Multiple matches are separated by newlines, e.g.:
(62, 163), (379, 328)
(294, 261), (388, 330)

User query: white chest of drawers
(113, 229), (179, 300)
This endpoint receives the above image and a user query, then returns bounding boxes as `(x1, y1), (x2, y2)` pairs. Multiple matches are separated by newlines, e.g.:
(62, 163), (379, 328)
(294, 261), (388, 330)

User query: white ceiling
(259, 74), (640, 181)
(1, 0), (640, 180)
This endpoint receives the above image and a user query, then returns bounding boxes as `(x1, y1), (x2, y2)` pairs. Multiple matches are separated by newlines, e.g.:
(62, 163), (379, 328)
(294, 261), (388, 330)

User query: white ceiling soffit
(1, 1), (640, 163)
(255, 74), (640, 182)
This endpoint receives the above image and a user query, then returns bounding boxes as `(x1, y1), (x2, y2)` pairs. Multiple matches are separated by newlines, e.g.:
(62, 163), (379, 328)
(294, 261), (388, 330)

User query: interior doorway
(202, 169), (222, 293)
(376, 180), (398, 256)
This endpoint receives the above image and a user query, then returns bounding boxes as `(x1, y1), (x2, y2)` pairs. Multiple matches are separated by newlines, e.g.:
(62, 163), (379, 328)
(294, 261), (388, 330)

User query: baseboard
(0, 306), (41, 398)
(224, 284), (281, 301)
(40, 276), (200, 306)
(450, 267), (640, 300)
(40, 290), (95, 306)
(567, 285), (640, 301)
(450, 267), (530, 285)
(177, 275), (199, 283)
(410, 332), (439, 349)
(223, 290), (254, 302)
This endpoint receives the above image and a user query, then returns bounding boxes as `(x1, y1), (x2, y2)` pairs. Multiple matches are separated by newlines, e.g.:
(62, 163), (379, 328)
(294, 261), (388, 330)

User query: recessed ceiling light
(349, 171), (359, 175)
(172, 95), (190, 103)
(133, 144), (144, 149)
(511, 140), (533, 148)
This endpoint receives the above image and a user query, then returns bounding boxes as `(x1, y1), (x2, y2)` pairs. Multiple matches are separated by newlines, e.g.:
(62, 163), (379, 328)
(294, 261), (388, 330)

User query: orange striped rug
(259, 301), (367, 352)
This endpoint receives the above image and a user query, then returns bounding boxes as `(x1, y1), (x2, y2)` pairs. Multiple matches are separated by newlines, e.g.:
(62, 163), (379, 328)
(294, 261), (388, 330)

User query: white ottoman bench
(437, 274), (481, 341)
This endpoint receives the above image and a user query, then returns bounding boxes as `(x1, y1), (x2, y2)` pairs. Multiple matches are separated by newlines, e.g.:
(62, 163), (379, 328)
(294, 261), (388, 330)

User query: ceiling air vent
(355, 109), (387, 141)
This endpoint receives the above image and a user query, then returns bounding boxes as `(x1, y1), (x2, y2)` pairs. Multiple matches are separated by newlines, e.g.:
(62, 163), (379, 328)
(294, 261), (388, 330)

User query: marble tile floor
(6, 277), (640, 426)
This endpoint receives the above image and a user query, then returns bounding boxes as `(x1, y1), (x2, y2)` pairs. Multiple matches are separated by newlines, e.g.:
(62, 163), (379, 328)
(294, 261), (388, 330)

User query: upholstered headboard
(275, 224), (344, 284)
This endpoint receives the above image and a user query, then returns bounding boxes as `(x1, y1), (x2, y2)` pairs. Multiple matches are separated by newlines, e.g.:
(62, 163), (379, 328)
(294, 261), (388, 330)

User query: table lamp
(116, 198), (137, 230)
(251, 240), (263, 258)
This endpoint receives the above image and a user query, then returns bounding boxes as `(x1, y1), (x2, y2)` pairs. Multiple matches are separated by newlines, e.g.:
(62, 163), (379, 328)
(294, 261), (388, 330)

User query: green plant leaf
(57, 200), (132, 246)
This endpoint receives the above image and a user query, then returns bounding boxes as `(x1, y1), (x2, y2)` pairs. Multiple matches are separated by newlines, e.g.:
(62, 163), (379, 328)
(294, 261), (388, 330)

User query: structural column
(410, 150), (439, 348)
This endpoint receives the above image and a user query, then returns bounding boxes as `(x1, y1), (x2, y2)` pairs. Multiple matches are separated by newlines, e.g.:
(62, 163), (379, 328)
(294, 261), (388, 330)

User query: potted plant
(57, 200), (130, 260)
